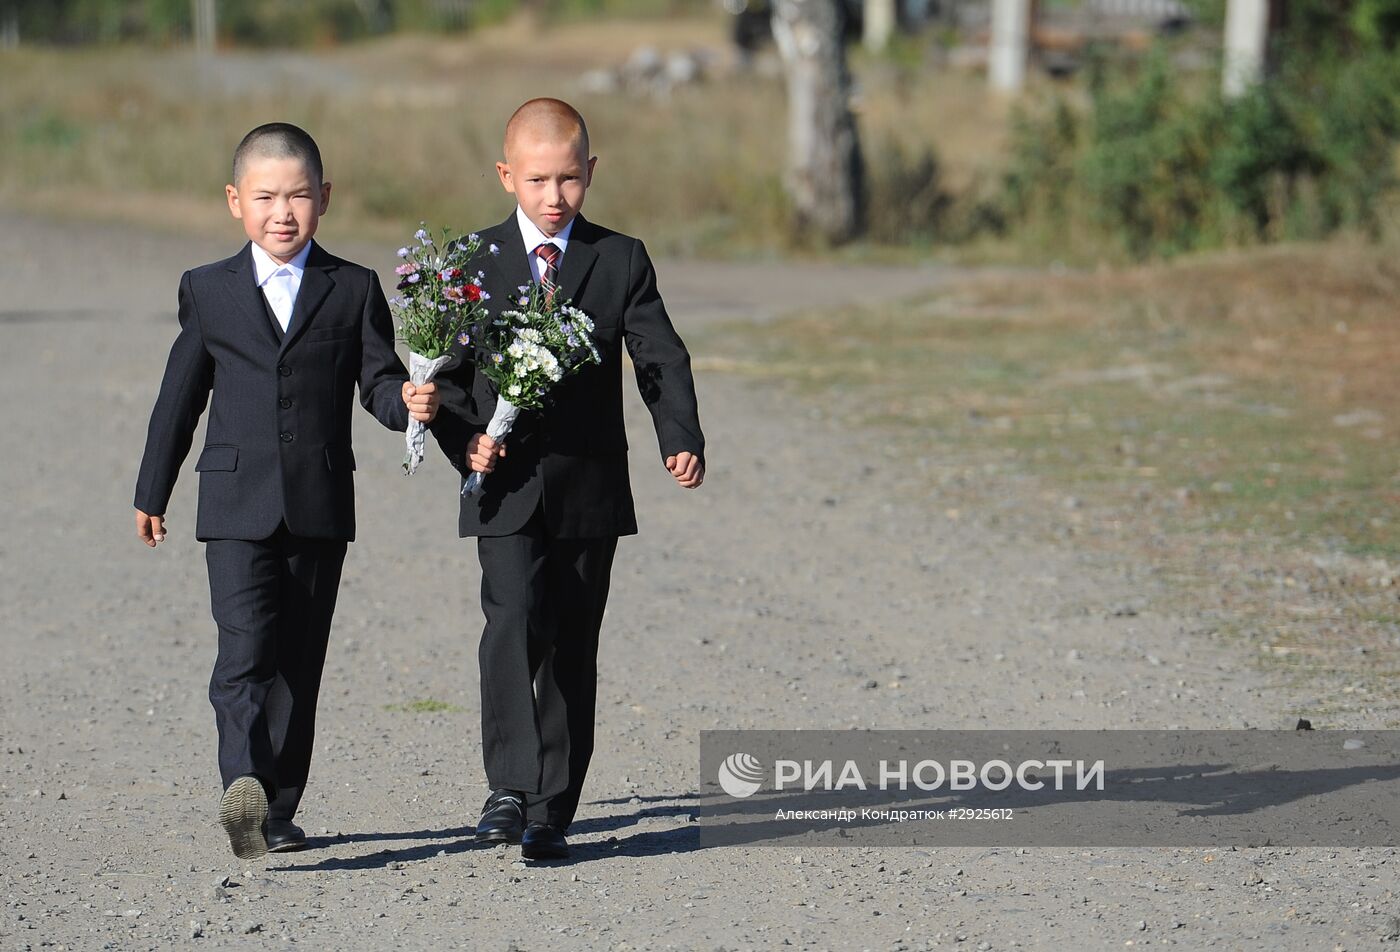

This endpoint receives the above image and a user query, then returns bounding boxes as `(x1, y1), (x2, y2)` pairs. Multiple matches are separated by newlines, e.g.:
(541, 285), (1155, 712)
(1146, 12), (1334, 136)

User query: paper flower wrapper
(402, 351), (453, 475)
(461, 395), (520, 496)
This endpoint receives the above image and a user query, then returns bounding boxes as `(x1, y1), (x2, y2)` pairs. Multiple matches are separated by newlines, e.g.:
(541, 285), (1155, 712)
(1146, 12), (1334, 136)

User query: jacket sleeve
(359, 270), (411, 432)
(428, 337), (481, 477)
(133, 271), (215, 516)
(622, 239), (706, 466)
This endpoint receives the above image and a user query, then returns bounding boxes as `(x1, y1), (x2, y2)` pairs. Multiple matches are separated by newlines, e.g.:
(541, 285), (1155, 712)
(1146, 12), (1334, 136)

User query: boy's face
(496, 135), (596, 237)
(225, 155), (330, 264)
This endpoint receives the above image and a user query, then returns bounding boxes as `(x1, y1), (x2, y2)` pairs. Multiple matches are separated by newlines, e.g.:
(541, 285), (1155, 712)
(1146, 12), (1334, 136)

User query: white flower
(507, 383), (522, 397)
(514, 364), (527, 378)
(507, 342), (525, 359)
(566, 307), (595, 332)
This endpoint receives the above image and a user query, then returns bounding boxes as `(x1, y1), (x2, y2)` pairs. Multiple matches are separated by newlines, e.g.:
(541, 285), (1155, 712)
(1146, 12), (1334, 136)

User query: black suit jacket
(134, 241), (409, 542)
(432, 214), (705, 538)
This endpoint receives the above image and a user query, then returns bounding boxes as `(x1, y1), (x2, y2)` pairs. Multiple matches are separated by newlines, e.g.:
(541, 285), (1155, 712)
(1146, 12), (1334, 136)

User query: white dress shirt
(250, 240), (313, 333)
(515, 206), (574, 284)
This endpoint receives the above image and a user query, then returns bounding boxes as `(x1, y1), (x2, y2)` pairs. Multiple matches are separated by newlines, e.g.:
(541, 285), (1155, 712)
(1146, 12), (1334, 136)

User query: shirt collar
(515, 206), (573, 259)
(249, 240), (313, 288)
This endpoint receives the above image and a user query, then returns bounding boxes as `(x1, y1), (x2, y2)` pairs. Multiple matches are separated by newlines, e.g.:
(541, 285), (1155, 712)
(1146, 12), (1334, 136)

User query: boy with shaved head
(134, 122), (438, 859)
(433, 98), (705, 860)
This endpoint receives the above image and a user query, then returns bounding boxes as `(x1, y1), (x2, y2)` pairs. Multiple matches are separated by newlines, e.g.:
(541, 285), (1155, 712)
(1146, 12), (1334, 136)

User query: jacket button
(278, 365), (291, 377)
(280, 398), (292, 409)
(280, 431), (294, 443)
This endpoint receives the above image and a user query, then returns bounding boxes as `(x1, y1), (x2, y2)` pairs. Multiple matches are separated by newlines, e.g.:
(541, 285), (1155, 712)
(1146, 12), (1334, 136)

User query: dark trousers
(476, 505), (618, 827)
(205, 525), (347, 821)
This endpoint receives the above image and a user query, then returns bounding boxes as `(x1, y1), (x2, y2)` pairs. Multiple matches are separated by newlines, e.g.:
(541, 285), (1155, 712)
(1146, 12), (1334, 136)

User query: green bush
(999, 34), (1400, 260)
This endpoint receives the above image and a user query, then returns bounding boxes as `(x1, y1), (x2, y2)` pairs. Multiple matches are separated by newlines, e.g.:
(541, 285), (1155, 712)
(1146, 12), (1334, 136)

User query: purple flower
(396, 247), (410, 258)
(492, 353), (504, 364)
(480, 292), (491, 301)
(468, 233), (480, 242)
(415, 227), (430, 242)
(407, 272), (421, 284)
(457, 332), (471, 346)
(489, 244), (500, 255)
(438, 304), (448, 312)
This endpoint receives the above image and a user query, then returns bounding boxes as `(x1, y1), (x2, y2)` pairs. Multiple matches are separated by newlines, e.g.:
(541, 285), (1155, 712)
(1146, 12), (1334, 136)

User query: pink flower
(395, 263), (419, 276)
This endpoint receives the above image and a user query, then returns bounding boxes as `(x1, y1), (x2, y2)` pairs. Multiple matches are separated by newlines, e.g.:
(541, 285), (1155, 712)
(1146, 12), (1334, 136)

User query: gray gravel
(1, 215), (1395, 950)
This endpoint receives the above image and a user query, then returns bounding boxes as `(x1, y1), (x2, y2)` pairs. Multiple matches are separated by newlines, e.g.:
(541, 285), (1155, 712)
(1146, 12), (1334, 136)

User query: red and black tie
(534, 242), (561, 307)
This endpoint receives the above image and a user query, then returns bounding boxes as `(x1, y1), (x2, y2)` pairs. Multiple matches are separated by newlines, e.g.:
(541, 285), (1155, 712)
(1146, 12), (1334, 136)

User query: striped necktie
(534, 242), (561, 307)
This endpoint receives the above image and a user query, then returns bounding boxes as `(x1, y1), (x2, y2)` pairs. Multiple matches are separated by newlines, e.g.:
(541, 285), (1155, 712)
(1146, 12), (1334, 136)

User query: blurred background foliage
(1, 0), (1398, 262)
(0, 0), (712, 44)
(1002, 0), (1400, 259)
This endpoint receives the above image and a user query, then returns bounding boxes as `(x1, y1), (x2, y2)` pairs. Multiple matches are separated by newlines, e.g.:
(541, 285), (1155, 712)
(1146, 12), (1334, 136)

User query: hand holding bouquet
(462, 282), (603, 496)
(390, 225), (497, 474)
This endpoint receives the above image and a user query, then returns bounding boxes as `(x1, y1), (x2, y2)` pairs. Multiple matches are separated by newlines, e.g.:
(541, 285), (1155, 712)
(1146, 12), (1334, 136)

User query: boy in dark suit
(432, 98), (705, 860)
(133, 123), (439, 860)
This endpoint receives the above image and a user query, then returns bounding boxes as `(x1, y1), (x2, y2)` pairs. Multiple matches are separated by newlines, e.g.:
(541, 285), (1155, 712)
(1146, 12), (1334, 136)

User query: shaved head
(232, 122), (323, 186)
(503, 98), (590, 163)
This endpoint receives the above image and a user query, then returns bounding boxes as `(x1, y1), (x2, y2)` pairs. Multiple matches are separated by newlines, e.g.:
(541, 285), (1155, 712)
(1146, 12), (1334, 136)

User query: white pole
(1222, 0), (1268, 99)
(989, 0), (1031, 94)
(1, 6), (19, 50)
(864, 0), (896, 53)
(193, 0), (216, 54)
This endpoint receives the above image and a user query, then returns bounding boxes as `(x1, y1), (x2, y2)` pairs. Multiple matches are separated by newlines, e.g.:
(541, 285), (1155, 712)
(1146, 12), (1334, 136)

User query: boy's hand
(402, 381), (440, 423)
(665, 452), (704, 489)
(467, 433), (506, 473)
(135, 509), (167, 547)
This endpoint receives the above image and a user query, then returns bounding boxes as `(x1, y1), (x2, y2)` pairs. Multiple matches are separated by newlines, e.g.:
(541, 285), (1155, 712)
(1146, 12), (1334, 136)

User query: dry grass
(699, 242), (1400, 719)
(0, 16), (1016, 256)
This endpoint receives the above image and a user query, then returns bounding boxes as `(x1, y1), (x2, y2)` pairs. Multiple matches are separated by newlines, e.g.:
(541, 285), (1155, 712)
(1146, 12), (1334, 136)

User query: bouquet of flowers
(461, 281), (603, 496)
(390, 224), (497, 474)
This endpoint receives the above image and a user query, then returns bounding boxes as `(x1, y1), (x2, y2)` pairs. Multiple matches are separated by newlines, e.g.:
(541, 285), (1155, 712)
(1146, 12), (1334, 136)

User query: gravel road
(1, 214), (1394, 950)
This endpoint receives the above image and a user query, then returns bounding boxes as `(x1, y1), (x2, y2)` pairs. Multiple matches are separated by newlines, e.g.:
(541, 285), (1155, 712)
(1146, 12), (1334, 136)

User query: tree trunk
(1, 1), (19, 49)
(192, 0), (217, 53)
(1222, 0), (1270, 99)
(864, 0), (896, 53)
(771, 0), (865, 245)
(988, 0), (1030, 93)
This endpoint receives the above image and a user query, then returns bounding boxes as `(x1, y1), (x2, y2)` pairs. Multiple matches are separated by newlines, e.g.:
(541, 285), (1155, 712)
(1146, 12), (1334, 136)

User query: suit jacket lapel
(486, 213), (599, 307)
(225, 244), (284, 349)
(279, 242), (336, 356)
(554, 215), (598, 305)
(487, 213), (534, 300)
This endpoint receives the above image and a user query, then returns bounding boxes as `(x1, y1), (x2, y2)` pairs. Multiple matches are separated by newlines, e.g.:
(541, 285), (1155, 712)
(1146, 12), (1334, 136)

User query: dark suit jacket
(432, 213), (705, 539)
(134, 241), (409, 542)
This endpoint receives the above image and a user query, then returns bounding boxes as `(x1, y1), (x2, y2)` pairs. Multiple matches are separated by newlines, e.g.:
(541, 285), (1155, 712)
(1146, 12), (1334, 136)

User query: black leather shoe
(263, 819), (308, 853)
(475, 790), (526, 844)
(520, 821), (569, 860)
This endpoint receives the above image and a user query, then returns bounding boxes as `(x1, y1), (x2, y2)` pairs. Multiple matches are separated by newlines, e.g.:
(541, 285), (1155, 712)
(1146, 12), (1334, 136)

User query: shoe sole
(521, 847), (569, 861)
(520, 842), (569, 861)
(219, 777), (269, 860)
(475, 829), (522, 845)
(266, 838), (308, 854)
